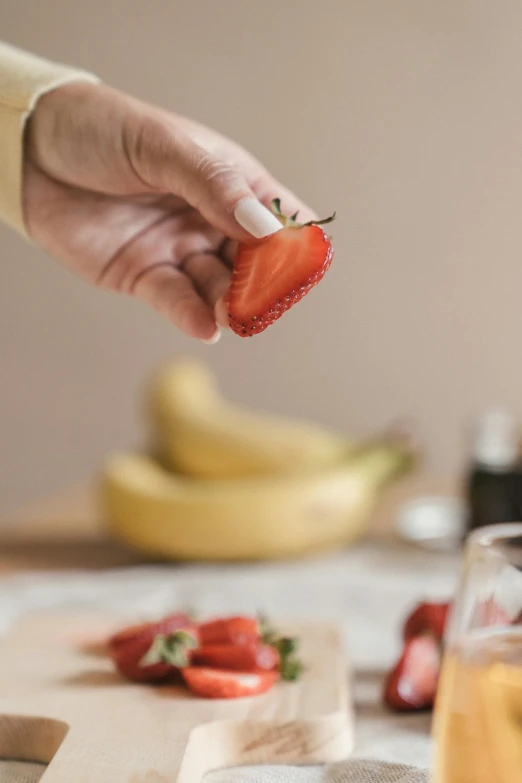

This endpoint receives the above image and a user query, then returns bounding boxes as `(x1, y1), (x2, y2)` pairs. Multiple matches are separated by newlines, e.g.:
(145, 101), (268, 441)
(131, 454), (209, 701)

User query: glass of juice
(433, 523), (522, 783)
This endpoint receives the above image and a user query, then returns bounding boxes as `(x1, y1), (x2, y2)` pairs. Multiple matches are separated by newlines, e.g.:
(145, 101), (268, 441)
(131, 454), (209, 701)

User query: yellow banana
(101, 437), (414, 561)
(147, 359), (349, 479)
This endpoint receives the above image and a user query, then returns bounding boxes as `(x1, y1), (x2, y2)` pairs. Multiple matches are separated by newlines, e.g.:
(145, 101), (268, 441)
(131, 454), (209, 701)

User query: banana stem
(347, 440), (417, 492)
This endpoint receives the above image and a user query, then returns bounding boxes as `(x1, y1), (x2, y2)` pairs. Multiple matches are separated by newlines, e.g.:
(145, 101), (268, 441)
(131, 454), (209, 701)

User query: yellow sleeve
(0, 43), (99, 237)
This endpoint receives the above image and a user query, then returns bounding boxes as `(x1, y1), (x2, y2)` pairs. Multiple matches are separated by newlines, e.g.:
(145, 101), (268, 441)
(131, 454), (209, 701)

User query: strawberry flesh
(198, 616), (259, 646)
(193, 642), (279, 672)
(384, 634), (442, 712)
(182, 666), (278, 699)
(227, 224), (333, 337)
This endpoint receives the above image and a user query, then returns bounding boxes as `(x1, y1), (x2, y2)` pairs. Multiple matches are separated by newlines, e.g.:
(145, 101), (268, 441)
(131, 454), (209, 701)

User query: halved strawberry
(198, 616), (259, 646)
(192, 642), (279, 672)
(182, 666), (278, 699)
(226, 199), (335, 337)
(472, 597), (512, 627)
(384, 635), (441, 712)
(108, 613), (197, 683)
(403, 602), (451, 642)
(108, 613), (193, 655)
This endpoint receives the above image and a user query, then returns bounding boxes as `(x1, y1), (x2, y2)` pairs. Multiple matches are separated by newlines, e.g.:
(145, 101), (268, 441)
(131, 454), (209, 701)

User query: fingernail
(202, 328), (221, 345)
(234, 197), (283, 239)
(214, 299), (230, 329)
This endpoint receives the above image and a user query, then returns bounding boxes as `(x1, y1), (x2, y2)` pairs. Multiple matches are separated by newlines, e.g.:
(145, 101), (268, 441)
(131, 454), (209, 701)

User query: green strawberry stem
(258, 612), (277, 645)
(271, 198), (336, 229)
(140, 630), (199, 668)
(258, 612), (304, 682)
(275, 636), (304, 682)
(280, 655), (304, 682)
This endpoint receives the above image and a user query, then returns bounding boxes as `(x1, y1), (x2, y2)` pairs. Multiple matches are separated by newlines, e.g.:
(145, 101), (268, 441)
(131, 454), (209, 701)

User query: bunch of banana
(101, 359), (416, 561)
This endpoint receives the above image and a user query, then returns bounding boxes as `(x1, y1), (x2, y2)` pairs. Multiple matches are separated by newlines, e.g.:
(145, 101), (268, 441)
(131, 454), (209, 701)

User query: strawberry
(384, 634), (442, 712)
(108, 613), (197, 683)
(110, 637), (172, 684)
(226, 199), (335, 337)
(472, 597), (512, 627)
(198, 616), (259, 646)
(192, 642), (279, 672)
(403, 602), (451, 642)
(182, 666), (278, 699)
(108, 613), (192, 654)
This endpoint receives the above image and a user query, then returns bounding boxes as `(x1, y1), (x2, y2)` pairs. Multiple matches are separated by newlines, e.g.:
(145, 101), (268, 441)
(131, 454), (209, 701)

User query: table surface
(0, 473), (456, 573)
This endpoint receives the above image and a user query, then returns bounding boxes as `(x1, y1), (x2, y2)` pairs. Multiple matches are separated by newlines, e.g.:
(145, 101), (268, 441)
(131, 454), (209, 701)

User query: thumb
(133, 119), (283, 242)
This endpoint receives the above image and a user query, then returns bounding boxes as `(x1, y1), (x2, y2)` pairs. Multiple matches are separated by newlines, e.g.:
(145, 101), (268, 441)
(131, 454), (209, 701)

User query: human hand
(24, 82), (316, 342)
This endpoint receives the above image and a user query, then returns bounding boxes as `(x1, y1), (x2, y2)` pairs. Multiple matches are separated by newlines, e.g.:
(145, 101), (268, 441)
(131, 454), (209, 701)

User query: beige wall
(2, 0), (522, 512)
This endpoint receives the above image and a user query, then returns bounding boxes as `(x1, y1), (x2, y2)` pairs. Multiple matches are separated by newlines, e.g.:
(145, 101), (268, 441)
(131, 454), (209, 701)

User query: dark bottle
(466, 410), (522, 534)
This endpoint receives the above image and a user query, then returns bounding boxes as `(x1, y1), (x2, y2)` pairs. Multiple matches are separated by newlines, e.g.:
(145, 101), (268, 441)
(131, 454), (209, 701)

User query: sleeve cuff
(0, 43), (100, 237)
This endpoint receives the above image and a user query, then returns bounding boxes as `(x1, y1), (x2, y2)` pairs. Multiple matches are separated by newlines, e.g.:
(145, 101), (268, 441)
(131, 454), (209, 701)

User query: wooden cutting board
(0, 611), (353, 782)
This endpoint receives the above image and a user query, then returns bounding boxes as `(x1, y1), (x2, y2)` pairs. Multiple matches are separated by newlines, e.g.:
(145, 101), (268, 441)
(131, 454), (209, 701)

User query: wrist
(25, 81), (104, 168)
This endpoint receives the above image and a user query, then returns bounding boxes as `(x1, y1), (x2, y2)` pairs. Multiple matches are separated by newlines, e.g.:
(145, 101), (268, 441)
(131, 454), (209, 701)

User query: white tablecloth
(0, 542), (457, 782)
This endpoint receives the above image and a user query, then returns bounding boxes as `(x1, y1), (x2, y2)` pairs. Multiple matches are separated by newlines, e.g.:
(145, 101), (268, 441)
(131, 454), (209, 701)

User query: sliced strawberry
(403, 602), (451, 642)
(226, 199), (335, 337)
(109, 635), (174, 683)
(384, 635), (441, 712)
(108, 613), (192, 655)
(473, 597), (512, 627)
(198, 616), (259, 646)
(182, 666), (278, 699)
(108, 613), (197, 683)
(192, 642), (279, 672)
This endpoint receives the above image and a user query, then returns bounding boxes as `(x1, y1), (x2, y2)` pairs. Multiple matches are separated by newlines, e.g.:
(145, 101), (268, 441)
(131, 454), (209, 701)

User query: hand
(24, 82), (315, 342)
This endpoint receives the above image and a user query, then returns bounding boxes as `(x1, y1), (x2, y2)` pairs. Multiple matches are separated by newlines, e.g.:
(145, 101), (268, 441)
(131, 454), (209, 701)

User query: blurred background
(2, 0), (522, 514)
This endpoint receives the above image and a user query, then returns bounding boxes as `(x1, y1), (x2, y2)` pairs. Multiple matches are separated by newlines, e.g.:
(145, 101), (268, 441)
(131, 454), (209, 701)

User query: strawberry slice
(472, 597), (512, 627)
(108, 613), (197, 683)
(182, 666), (278, 699)
(384, 635), (441, 712)
(403, 602), (451, 642)
(192, 642), (279, 672)
(226, 199), (335, 337)
(108, 613), (192, 655)
(198, 616), (259, 646)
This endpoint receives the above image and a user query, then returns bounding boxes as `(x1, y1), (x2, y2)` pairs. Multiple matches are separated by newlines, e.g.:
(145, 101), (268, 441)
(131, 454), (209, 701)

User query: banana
(101, 437), (415, 561)
(147, 360), (349, 479)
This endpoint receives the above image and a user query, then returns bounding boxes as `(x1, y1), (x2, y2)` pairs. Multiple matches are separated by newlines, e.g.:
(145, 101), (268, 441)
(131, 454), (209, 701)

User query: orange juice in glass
(433, 524), (522, 783)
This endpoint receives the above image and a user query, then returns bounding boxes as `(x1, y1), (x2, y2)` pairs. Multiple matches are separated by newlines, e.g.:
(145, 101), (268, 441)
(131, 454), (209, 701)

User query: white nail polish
(234, 198), (283, 239)
(203, 329), (221, 345)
